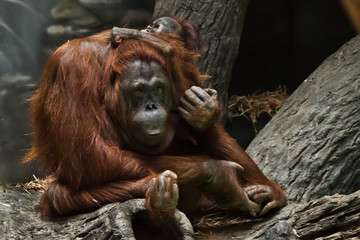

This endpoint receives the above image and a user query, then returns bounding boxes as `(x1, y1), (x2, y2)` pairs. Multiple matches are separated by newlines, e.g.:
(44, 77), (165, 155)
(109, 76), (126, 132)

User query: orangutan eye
(134, 86), (145, 97)
(154, 85), (163, 96)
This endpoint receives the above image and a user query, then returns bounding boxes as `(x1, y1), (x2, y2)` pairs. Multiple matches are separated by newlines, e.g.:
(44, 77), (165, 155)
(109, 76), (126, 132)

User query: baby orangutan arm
(111, 27), (172, 57)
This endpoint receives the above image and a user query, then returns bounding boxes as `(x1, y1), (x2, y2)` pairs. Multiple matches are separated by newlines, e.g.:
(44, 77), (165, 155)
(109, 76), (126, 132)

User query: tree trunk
(246, 35), (360, 203)
(153, 0), (250, 122)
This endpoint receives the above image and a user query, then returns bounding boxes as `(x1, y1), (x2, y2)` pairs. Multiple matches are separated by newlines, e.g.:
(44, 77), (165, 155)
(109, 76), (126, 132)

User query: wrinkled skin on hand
(179, 86), (220, 131)
(203, 160), (261, 215)
(245, 185), (287, 216)
(147, 170), (179, 214)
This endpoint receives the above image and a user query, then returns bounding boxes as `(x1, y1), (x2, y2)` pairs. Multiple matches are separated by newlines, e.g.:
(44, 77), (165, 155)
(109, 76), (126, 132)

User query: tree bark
(0, 186), (194, 240)
(247, 35), (360, 203)
(2, 186), (359, 239)
(195, 190), (360, 239)
(153, 0), (250, 122)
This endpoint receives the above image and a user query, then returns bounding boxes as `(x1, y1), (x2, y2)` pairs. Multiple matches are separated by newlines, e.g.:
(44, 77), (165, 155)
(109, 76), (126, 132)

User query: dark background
(227, 0), (355, 148)
(0, 0), (356, 183)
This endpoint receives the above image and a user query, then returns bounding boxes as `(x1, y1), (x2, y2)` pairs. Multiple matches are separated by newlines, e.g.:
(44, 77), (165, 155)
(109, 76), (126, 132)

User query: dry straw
(16, 175), (53, 192)
(228, 86), (288, 125)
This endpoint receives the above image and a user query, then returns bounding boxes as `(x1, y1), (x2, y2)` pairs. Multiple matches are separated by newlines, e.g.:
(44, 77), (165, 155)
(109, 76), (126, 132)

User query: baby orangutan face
(142, 17), (183, 35)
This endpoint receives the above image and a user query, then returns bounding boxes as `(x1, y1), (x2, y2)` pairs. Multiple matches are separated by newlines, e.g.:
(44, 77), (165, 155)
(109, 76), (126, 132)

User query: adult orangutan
(24, 24), (286, 219)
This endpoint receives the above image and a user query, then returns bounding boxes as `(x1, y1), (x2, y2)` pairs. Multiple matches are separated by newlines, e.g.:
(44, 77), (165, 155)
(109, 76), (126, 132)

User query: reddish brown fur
(25, 30), (286, 217)
(172, 16), (204, 53)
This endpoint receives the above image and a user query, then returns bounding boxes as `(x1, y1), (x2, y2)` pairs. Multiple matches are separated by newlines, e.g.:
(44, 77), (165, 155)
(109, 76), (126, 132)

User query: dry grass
(228, 86), (289, 124)
(193, 210), (265, 238)
(194, 212), (254, 229)
(16, 175), (53, 192)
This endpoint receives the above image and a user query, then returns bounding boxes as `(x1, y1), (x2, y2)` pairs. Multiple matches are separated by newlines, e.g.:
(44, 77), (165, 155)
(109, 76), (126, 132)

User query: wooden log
(0, 185), (194, 240)
(247, 35), (360, 203)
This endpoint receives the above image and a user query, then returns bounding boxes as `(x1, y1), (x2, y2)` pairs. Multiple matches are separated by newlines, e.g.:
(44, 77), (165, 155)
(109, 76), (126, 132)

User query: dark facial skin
(121, 60), (173, 154)
(142, 17), (182, 35)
